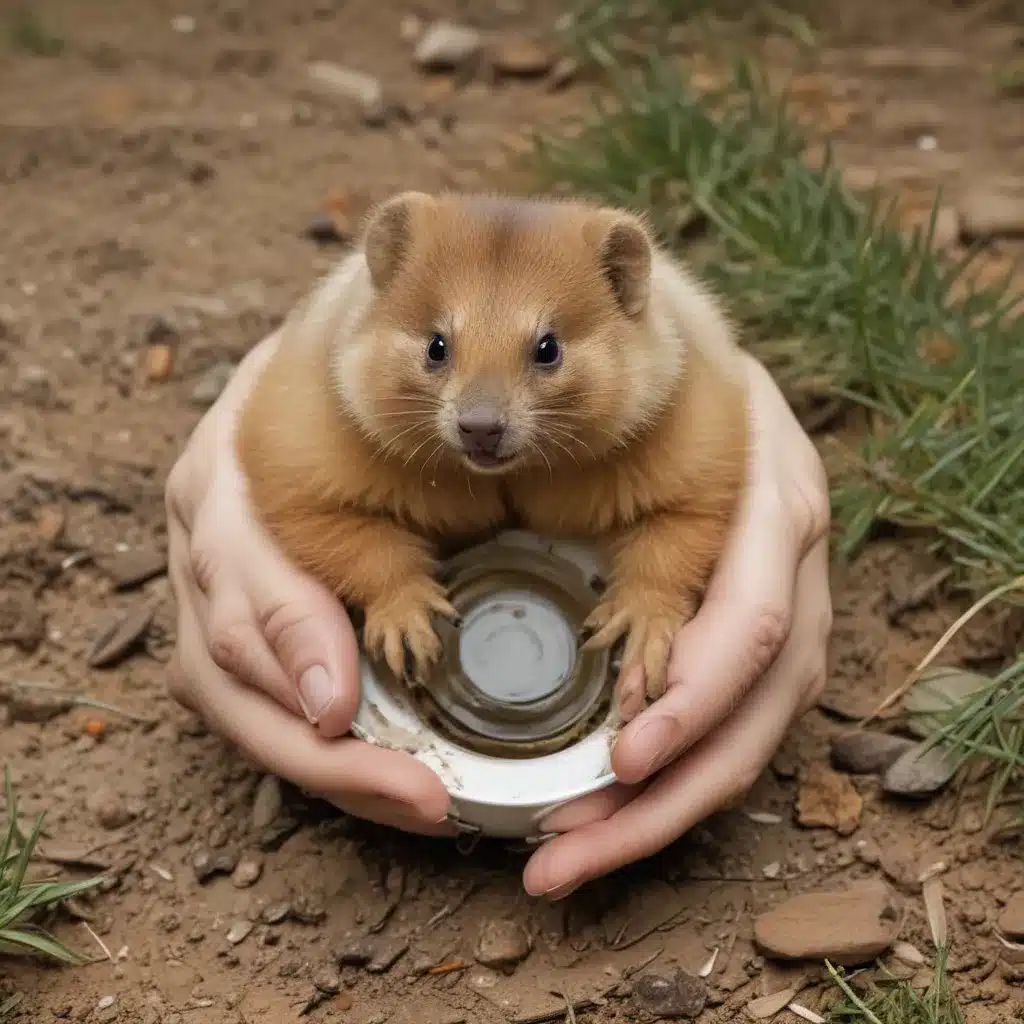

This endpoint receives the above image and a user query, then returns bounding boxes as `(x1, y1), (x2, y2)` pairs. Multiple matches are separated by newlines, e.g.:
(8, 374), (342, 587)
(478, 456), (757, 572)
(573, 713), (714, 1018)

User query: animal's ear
(362, 191), (433, 291)
(587, 210), (653, 317)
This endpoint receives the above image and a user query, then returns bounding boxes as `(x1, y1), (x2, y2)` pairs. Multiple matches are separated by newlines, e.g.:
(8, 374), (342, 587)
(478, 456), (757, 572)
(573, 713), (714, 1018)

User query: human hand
(165, 333), (452, 834)
(522, 354), (832, 897)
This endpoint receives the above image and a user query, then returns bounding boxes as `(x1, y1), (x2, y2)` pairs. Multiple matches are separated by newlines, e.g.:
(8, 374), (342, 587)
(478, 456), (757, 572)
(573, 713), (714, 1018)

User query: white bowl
(351, 530), (619, 840)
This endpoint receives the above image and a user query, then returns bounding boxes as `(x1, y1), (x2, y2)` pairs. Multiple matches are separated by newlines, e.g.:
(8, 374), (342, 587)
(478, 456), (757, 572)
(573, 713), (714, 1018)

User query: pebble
(830, 730), (916, 775)
(251, 774), (283, 830)
(143, 344), (174, 382)
(226, 920), (254, 945)
(882, 742), (958, 796)
(633, 969), (707, 1019)
(189, 362), (235, 407)
(231, 855), (262, 888)
(0, 593), (46, 652)
(97, 995), (116, 1011)
(999, 891), (1024, 939)
(754, 880), (899, 966)
(796, 763), (863, 835)
(960, 864), (986, 891)
(414, 21), (481, 70)
(313, 964), (342, 994)
(490, 36), (556, 77)
(87, 602), (154, 668)
(334, 934), (374, 966)
(958, 183), (1024, 241)
(86, 784), (134, 831)
(261, 901), (290, 925)
(475, 919), (532, 969)
(191, 847), (238, 884)
(100, 547), (168, 590)
(307, 61), (388, 125)
(904, 666), (991, 737)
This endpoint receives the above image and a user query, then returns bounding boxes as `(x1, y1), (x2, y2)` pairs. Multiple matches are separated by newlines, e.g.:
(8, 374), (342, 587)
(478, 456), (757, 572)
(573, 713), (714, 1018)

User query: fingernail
(542, 881), (580, 902)
(635, 715), (682, 777)
(298, 665), (334, 724)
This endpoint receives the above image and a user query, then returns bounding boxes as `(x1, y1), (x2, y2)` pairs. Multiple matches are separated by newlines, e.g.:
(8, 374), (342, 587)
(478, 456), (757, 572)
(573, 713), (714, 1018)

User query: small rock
(313, 964), (342, 994)
(142, 343), (174, 382)
(304, 216), (350, 246)
(904, 666), (991, 737)
(86, 785), (134, 831)
(830, 730), (916, 775)
(474, 919), (532, 969)
(634, 969), (707, 1019)
(0, 593), (45, 652)
(251, 774), (282, 830)
(882, 742), (958, 796)
(754, 880), (899, 966)
(226, 920), (254, 945)
(36, 505), (66, 545)
(855, 838), (882, 866)
(86, 602), (154, 668)
(959, 183), (1024, 241)
(213, 850), (239, 875)
(307, 61), (388, 125)
(796, 763), (863, 835)
(189, 362), (235, 407)
(97, 995), (116, 1011)
(231, 855), (262, 888)
(191, 848), (216, 884)
(491, 36), (556, 77)
(262, 901), (290, 925)
(4, 689), (69, 723)
(334, 934), (374, 966)
(414, 21), (481, 70)
(999, 891), (1024, 940)
(99, 547), (167, 590)
(291, 894), (326, 925)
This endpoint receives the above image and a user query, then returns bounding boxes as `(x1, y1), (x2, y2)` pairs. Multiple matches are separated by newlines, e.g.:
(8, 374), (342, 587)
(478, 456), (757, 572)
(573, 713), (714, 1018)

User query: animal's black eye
(426, 332), (449, 367)
(534, 332), (561, 368)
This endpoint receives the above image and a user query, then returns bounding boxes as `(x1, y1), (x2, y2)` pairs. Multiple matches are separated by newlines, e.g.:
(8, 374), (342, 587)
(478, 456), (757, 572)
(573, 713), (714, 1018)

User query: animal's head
(337, 191), (671, 474)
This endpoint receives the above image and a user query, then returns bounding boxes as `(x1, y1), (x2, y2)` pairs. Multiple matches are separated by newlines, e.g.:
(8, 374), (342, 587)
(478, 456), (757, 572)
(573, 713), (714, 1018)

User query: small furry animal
(236, 191), (749, 703)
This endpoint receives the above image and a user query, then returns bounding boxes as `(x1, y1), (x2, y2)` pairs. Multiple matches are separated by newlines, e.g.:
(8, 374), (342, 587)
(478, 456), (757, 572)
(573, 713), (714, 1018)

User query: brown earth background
(1, 0), (1023, 1021)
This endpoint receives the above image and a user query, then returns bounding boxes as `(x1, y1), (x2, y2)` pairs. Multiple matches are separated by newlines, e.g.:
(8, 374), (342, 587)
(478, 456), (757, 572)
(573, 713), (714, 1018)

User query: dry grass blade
(922, 877), (948, 951)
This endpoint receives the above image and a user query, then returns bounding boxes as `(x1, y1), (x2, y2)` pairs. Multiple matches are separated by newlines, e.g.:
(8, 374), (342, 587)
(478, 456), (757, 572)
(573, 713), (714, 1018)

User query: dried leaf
(746, 987), (797, 1019)
(788, 1004), (826, 1023)
(922, 876), (948, 949)
(891, 940), (925, 966)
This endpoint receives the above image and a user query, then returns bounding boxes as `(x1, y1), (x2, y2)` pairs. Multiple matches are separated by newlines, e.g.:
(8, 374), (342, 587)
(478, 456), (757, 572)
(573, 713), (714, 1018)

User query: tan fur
(236, 191), (749, 701)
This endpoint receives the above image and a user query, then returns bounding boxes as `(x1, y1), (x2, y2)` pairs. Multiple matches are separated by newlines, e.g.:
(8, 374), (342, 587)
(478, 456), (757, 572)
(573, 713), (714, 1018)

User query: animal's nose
(457, 407), (506, 453)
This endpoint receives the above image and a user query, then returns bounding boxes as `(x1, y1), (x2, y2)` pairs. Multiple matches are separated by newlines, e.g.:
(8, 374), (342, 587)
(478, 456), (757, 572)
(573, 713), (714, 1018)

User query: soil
(1, 1), (1023, 1022)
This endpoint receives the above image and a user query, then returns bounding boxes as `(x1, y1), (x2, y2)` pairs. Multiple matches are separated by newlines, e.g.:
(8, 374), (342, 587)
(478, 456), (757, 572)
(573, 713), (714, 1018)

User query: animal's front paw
(582, 587), (696, 702)
(363, 577), (458, 684)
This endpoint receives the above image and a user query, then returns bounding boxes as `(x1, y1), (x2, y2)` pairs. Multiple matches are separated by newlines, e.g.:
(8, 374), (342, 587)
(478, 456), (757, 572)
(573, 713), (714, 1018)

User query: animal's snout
(457, 406), (507, 455)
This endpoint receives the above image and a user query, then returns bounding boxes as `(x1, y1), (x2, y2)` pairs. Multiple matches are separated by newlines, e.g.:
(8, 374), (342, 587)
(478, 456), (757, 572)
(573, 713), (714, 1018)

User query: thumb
(238, 534), (362, 740)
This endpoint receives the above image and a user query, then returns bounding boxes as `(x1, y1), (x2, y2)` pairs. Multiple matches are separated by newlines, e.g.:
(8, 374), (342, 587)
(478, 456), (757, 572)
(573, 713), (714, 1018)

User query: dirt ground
(1, 1), (1023, 1021)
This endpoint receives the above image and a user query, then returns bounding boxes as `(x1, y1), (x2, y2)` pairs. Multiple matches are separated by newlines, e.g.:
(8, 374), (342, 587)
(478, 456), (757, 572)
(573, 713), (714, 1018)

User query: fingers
(523, 551), (824, 897)
(188, 492), (362, 738)
(538, 782), (642, 834)
(612, 480), (800, 783)
(173, 588), (452, 829)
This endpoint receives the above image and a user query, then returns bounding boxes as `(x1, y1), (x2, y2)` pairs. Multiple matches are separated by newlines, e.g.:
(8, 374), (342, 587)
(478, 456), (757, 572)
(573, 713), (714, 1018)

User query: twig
(557, 988), (577, 1024)
(420, 882), (479, 935)
(863, 574), (1024, 725)
(82, 922), (112, 962)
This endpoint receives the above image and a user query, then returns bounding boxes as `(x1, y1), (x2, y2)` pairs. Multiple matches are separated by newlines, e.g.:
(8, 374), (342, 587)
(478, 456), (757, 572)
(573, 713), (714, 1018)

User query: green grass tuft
(0, 767), (104, 966)
(826, 948), (965, 1024)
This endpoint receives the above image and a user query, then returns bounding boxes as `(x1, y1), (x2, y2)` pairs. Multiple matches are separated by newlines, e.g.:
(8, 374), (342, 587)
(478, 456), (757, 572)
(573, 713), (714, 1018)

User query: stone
(142, 344), (174, 382)
(903, 666), (991, 738)
(313, 964), (341, 994)
(999, 891), (1024, 940)
(796, 763), (863, 835)
(959, 184), (1024, 241)
(754, 881), (899, 966)
(414, 21), (481, 70)
(830, 730), (916, 775)
(86, 785), (134, 831)
(491, 36), (556, 77)
(99, 547), (167, 590)
(226, 920), (254, 945)
(86, 602), (154, 668)
(0, 593), (45, 652)
(251, 774), (283, 830)
(306, 61), (387, 124)
(475, 919), (531, 969)
(231, 855), (262, 888)
(633, 969), (707, 1019)
(882, 743), (958, 796)
(189, 362), (235, 407)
